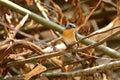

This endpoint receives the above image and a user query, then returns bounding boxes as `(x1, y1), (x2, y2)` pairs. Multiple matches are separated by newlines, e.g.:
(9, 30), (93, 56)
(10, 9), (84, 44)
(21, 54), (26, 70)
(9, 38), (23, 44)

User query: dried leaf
(24, 64), (47, 80)
(62, 64), (74, 72)
(50, 0), (69, 25)
(91, 17), (120, 41)
(25, 0), (33, 6)
(71, 0), (85, 26)
(50, 57), (63, 67)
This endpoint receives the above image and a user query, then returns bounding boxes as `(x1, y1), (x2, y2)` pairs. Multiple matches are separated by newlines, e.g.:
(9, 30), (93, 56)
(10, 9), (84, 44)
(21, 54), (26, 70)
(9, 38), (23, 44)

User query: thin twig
(12, 14), (29, 38)
(79, 25), (120, 42)
(34, 0), (49, 20)
(78, 0), (102, 29)
(43, 60), (120, 77)
(6, 49), (118, 67)
(0, 21), (33, 39)
(76, 28), (120, 55)
(0, 39), (45, 63)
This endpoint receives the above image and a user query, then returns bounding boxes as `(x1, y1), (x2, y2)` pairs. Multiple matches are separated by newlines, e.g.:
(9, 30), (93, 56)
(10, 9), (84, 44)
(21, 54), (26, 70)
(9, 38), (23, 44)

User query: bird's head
(66, 23), (76, 29)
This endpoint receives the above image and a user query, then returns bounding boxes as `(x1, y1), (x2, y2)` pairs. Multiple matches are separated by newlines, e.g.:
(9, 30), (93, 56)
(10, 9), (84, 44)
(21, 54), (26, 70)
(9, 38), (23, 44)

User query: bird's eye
(69, 25), (72, 27)
(69, 24), (75, 28)
(66, 23), (75, 29)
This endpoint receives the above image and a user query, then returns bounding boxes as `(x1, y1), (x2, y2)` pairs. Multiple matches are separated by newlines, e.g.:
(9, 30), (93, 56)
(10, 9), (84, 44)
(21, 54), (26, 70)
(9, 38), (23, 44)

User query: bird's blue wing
(74, 30), (78, 41)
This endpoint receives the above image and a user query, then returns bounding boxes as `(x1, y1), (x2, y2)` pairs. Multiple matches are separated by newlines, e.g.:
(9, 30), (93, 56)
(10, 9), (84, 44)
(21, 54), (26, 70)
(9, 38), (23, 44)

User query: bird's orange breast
(63, 28), (77, 45)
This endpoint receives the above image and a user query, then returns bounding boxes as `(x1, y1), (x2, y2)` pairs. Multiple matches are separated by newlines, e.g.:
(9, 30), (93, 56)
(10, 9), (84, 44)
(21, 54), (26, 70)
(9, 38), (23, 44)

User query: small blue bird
(63, 23), (80, 60)
(63, 23), (78, 47)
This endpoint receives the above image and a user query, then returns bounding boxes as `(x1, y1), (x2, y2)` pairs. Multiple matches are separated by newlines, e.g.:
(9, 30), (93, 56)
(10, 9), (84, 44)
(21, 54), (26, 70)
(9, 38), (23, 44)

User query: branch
(0, 39), (45, 63)
(5, 27), (120, 67)
(4, 28), (120, 67)
(43, 60), (120, 77)
(79, 0), (102, 28)
(80, 25), (120, 40)
(0, 0), (120, 58)
(0, 21), (33, 39)
(12, 14), (29, 38)
(0, 0), (64, 33)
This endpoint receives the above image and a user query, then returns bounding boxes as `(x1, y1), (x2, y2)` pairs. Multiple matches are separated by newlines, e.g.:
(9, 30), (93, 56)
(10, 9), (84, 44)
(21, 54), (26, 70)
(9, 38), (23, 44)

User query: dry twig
(43, 60), (120, 77)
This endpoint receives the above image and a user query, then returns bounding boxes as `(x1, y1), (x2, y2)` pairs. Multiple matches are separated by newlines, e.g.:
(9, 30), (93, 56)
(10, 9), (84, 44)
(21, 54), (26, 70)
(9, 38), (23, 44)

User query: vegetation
(0, 0), (120, 80)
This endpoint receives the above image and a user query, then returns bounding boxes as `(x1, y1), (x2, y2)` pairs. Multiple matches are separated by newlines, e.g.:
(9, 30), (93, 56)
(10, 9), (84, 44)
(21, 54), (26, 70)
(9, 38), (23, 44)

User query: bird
(63, 23), (80, 60)
(63, 23), (78, 47)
